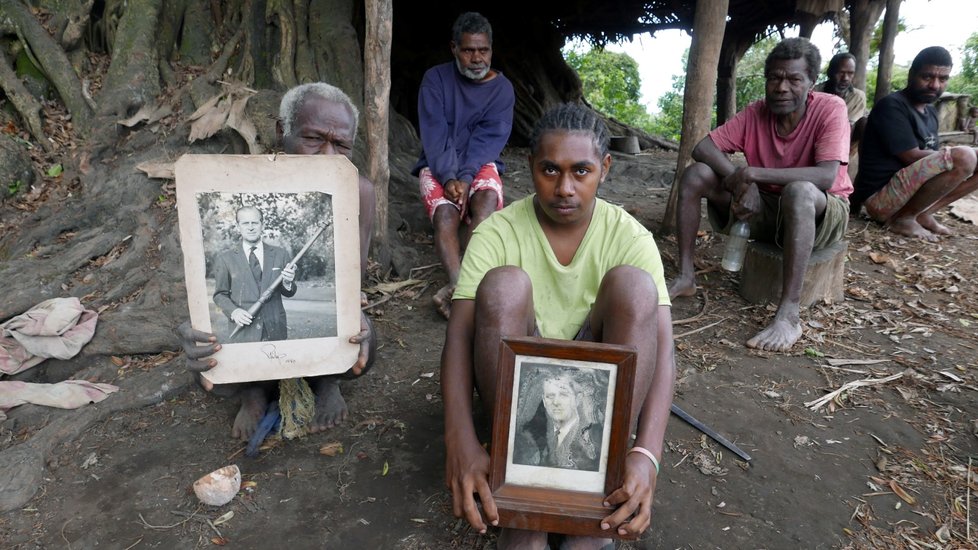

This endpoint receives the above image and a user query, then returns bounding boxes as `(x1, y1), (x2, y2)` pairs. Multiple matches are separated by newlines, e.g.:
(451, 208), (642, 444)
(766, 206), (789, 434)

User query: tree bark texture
(715, 35), (752, 128)
(875, 0), (901, 101)
(847, 0), (886, 90)
(0, 0), (94, 130)
(364, 0), (392, 267)
(0, 49), (49, 150)
(662, 0), (728, 234)
(99, 0), (162, 117)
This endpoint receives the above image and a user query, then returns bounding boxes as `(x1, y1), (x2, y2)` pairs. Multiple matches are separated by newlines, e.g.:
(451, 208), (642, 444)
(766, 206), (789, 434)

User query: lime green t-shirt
(453, 195), (671, 339)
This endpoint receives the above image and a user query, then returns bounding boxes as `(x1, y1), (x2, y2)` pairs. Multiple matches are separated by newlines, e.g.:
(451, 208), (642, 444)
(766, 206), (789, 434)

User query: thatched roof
(485, 0), (841, 45)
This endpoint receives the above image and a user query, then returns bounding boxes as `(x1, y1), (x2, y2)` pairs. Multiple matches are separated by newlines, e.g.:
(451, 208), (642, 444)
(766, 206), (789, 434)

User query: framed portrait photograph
(175, 154), (361, 385)
(488, 337), (637, 539)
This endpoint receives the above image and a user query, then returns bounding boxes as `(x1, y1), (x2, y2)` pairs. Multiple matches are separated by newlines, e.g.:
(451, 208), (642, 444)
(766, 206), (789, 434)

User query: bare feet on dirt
(746, 317), (803, 352)
(231, 386), (269, 441)
(887, 216), (938, 242)
(310, 376), (347, 431)
(433, 284), (454, 319)
(667, 275), (697, 301)
(917, 213), (952, 236)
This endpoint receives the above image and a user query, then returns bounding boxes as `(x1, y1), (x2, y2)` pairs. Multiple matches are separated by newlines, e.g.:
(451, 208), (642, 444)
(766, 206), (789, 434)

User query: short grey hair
(236, 205), (263, 223)
(452, 12), (492, 45)
(279, 83), (359, 139)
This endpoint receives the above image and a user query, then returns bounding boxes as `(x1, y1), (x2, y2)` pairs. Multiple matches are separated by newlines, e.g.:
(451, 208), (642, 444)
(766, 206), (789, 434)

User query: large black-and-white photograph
(506, 356), (616, 493)
(176, 154), (361, 385)
(197, 192), (336, 344)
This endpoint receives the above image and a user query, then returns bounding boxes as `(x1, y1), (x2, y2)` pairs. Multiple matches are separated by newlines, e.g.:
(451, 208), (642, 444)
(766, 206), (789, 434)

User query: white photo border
(176, 154), (361, 384)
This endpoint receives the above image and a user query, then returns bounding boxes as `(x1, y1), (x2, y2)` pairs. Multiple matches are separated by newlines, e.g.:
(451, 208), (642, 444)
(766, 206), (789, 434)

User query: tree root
(0, 52), (52, 151)
(0, 359), (191, 512)
(1, 0), (93, 132)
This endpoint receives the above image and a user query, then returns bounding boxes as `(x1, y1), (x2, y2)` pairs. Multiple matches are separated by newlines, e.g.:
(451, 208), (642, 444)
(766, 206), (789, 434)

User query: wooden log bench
(738, 240), (847, 308)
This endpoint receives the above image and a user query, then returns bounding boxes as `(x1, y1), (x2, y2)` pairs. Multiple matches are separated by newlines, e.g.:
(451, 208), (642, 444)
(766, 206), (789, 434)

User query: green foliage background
(564, 46), (655, 132)
(563, 29), (978, 143)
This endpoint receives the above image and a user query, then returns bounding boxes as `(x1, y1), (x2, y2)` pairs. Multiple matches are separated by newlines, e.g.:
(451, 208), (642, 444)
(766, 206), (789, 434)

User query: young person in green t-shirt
(441, 103), (675, 549)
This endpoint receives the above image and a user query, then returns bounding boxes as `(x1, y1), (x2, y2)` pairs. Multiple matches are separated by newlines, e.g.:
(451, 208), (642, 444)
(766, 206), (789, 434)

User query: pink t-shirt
(709, 91), (853, 198)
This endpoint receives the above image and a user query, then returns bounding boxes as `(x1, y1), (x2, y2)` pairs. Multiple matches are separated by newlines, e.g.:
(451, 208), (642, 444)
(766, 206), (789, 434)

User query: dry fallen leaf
(319, 442), (344, 456)
(211, 537), (230, 546)
(889, 479), (916, 505)
(869, 252), (890, 264)
(110, 356), (125, 366)
(136, 161), (175, 179)
(213, 511), (234, 526)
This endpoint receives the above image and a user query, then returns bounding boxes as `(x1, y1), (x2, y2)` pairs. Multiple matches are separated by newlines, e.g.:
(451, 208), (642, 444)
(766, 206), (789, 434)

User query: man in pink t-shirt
(668, 37), (851, 353)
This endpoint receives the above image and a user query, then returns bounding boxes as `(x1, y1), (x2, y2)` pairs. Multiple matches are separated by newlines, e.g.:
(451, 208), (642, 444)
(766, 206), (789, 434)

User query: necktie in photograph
(249, 246), (262, 283)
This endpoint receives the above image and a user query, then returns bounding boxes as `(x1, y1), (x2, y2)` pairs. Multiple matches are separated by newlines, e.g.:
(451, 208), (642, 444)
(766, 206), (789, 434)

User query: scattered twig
(408, 263), (440, 279)
(824, 338), (878, 355)
(122, 537), (143, 550)
(363, 294), (392, 311)
(804, 372), (904, 411)
(673, 291), (711, 326)
(672, 452), (690, 469)
(674, 318), (727, 339)
(171, 510), (223, 538)
(226, 445), (246, 461)
(817, 364), (870, 375)
(61, 518), (72, 550)
(825, 358), (891, 367)
(137, 513), (188, 530)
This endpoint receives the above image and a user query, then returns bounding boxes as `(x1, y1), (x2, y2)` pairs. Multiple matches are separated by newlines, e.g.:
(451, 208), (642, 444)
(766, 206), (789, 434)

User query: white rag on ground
(949, 194), (978, 224)
(0, 297), (98, 375)
(0, 380), (118, 421)
(0, 297), (115, 421)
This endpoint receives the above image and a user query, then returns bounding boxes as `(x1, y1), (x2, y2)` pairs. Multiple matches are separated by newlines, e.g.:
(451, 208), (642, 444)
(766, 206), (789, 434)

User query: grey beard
(456, 59), (490, 81)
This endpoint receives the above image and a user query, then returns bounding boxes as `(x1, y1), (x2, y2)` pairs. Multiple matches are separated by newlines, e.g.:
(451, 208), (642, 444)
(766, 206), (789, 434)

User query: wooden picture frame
(489, 337), (637, 539)
(175, 154), (361, 385)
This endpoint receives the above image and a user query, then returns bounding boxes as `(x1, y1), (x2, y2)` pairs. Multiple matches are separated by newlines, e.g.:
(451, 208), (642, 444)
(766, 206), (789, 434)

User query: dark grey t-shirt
(853, 91), (938, 204)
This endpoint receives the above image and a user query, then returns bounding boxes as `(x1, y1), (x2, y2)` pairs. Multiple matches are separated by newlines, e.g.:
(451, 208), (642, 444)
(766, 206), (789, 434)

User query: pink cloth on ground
(0, 297), (98, 375)
(0, 380), (118, 421)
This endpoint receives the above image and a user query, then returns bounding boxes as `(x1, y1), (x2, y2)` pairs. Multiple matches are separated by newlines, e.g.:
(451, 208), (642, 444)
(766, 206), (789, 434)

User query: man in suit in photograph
(212, 205), (297, 342)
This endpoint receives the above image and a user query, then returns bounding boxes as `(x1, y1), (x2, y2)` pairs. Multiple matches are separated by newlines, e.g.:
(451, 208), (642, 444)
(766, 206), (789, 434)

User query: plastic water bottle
(721, 220), (750, 272)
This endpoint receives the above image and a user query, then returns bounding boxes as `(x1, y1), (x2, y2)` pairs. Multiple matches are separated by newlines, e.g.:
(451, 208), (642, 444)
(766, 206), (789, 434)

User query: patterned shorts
(864, 148), (954, 221)
(419, 163), (504, 221)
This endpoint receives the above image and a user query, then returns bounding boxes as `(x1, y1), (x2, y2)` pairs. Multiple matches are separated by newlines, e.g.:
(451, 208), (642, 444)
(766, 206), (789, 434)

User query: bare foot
(232, 386), (269, 441)
(917, 213), (952, 235)
(886, 216), (938, 242)
(309, 376), (347, 432)
(746, 317), (803, 352)
(667, 275), (697, 301)
(496, 527), (548, 550)
(432, 284), (454, 319)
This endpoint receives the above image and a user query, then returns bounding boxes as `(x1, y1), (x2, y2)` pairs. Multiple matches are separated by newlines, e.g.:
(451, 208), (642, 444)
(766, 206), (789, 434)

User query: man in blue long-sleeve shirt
(413, 11), (515, 319)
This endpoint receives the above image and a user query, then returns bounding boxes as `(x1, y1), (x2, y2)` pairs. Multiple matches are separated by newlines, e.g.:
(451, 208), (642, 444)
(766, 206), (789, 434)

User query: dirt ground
(2, 146), (978, 549)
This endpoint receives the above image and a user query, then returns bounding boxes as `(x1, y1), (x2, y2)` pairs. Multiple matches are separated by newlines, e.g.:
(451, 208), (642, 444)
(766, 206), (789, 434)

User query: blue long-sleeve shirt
(412, 62), (515, 184)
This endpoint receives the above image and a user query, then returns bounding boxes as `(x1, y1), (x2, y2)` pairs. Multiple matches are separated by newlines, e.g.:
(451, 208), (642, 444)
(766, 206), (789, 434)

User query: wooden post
(847, 0), (886, 91)
(364, 0), (392, 267)
(661, 0), (728, 234)
(875, 0), (902, 102)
